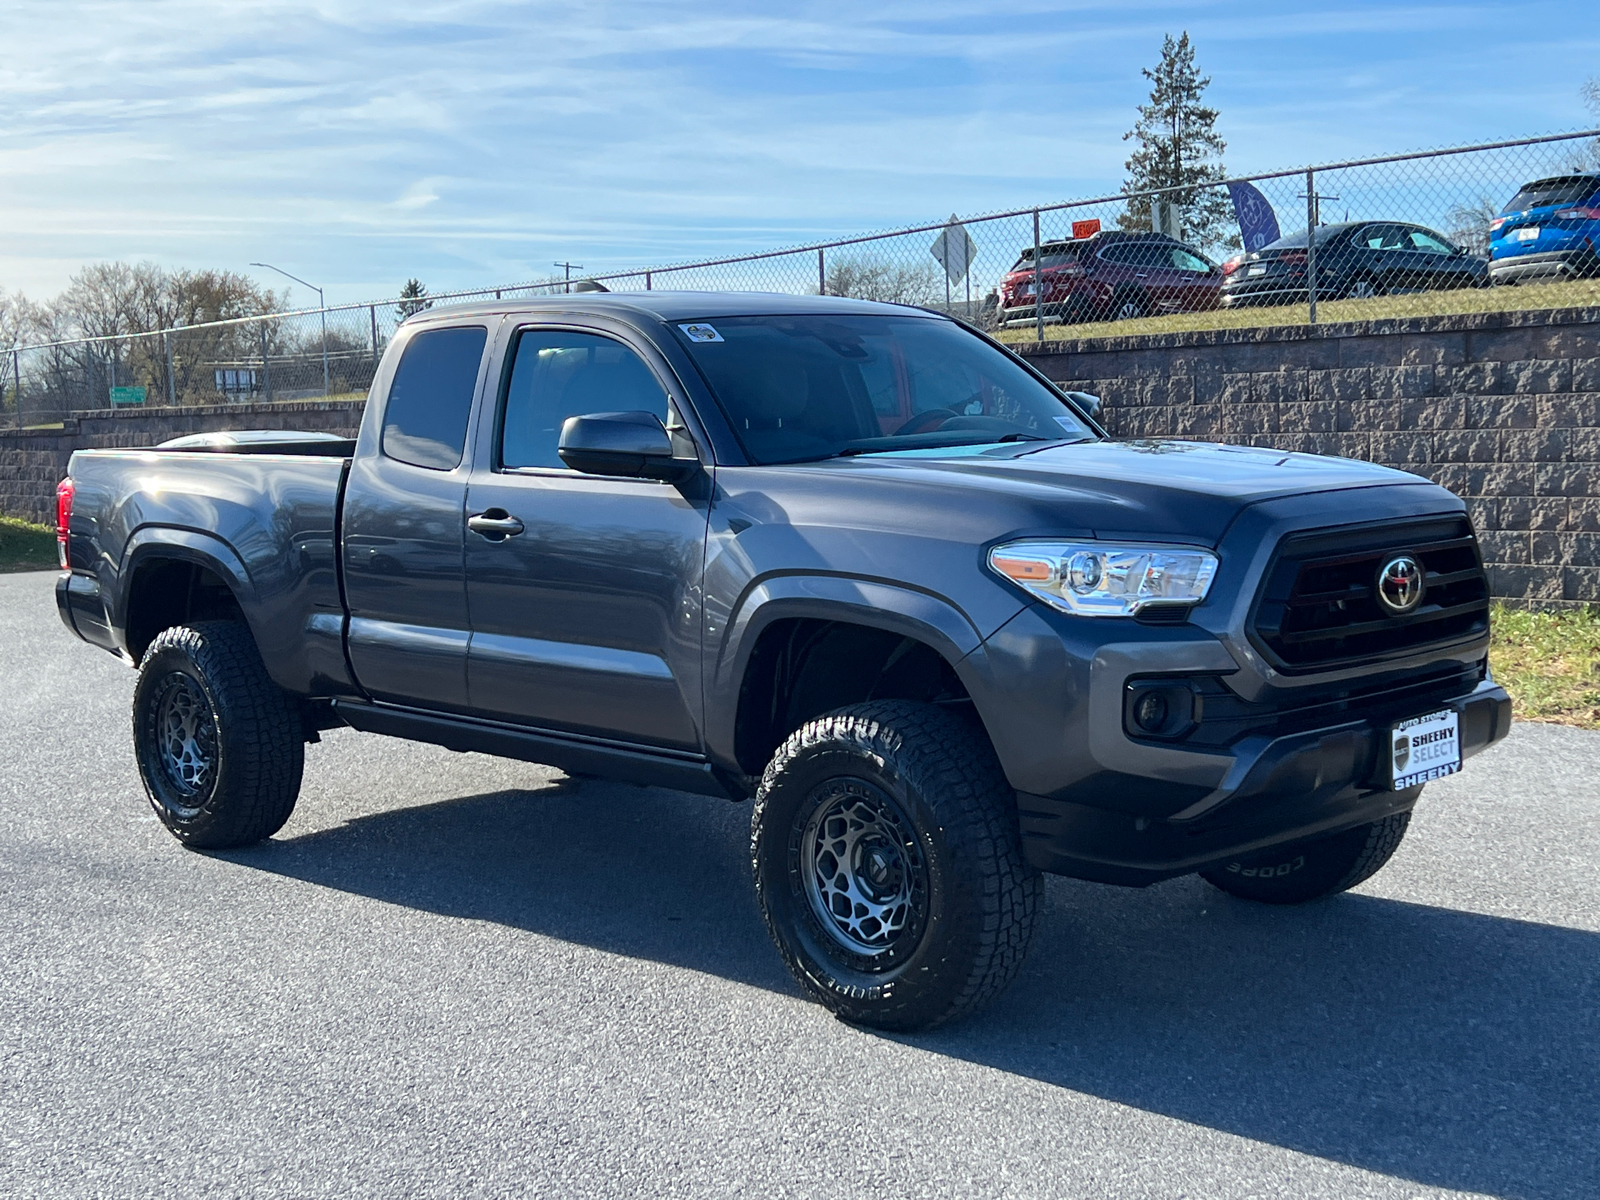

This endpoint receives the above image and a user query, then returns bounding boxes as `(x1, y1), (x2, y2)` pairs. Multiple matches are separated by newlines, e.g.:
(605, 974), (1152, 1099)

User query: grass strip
(996, 278), (1600, 345)
(1489, 602), (1600, 730)
(0, 516), (56, 574)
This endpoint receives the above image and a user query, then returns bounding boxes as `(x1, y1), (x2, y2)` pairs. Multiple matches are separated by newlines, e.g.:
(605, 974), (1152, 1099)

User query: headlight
(988, 540), (1219, 617)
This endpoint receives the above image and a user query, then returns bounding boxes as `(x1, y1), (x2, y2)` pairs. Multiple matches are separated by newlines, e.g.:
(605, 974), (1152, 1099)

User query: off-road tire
(1199, 810), (1412, 905)
(751, 701), (1041, 1031)
(133, 621), (304, 849)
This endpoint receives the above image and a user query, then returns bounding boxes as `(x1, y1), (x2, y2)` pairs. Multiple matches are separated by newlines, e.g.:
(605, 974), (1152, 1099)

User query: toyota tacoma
(55, 292), (1511, 1030)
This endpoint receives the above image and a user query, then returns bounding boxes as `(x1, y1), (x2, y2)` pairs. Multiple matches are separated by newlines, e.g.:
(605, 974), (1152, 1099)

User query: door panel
(464, 326), (709, 748)
(341, 323), (489, 709)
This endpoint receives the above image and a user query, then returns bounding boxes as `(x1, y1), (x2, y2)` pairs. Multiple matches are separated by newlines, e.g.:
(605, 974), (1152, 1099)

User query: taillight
(1554, 207), (1600, 221)
(1489, 217), (1506, 233)
(1221, 255), (1244, 278)
(1278, 250), (1308, 265)
(55, 477), (74, 570)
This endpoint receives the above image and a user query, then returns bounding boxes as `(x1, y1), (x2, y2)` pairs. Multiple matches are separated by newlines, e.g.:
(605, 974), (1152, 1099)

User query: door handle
(467, 509), (525, 539)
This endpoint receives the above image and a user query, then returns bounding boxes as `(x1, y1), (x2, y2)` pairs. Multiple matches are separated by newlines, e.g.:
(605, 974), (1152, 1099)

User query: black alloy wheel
(133, 621), (305, 849)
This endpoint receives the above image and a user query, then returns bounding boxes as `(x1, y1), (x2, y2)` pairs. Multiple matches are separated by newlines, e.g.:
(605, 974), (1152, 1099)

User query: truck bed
(61, 446), (353, 696)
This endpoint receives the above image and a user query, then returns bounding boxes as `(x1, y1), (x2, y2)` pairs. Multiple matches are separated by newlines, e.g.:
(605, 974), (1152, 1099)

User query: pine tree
(395, 278), (431, 321)
(1118, 33), (1234, 250)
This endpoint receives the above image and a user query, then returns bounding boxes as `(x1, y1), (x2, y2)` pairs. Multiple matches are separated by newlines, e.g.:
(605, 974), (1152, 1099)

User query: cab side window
(501, 330), (669, 470)
(381, 326), (488, 471)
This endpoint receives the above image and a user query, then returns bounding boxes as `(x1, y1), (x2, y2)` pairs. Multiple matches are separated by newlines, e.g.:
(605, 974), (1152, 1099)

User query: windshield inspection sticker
(1054, 416), (1081, 432)
(679, 323), (724, 343)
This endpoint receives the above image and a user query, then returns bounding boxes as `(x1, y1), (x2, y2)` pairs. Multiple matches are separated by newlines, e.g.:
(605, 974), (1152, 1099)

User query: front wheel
(1199, 810), (1412, 905)
(133, 621), (305, 849)
(751, 701), (1041, 1031)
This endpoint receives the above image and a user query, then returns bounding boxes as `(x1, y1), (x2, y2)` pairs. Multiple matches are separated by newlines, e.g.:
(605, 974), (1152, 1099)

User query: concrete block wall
(1020, 306), (1600, 606)
(0, 399), (365, 525)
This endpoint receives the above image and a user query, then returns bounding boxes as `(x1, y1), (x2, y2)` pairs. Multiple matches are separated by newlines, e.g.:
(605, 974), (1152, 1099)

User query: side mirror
(1061, 389), (1103, 423)
(558, 411), (697, 482)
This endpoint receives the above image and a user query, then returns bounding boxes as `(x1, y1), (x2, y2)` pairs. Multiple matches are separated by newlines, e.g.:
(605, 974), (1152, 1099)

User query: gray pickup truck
(56, 292), (1510, 1030)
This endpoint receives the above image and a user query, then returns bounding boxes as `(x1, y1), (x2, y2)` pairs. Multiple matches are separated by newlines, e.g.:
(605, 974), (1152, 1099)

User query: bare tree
(1445, 196), (1503, 257)
(821, 257), (941, 306)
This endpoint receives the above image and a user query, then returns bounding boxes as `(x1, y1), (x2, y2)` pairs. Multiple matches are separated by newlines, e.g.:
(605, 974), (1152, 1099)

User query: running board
(329, 699), (746, 800)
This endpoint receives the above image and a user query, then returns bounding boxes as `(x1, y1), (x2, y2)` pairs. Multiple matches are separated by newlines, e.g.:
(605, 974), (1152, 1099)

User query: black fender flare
(112, 527), (260, 659)
(703, 574), (988, 768)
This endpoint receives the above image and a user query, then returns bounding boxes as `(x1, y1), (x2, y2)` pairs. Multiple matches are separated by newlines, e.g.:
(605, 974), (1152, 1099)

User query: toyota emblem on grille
(1376, 555), (1425, 614)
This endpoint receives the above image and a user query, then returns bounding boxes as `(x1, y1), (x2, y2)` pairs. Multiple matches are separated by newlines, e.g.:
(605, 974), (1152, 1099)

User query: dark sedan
(1221, 221), (1487, 307)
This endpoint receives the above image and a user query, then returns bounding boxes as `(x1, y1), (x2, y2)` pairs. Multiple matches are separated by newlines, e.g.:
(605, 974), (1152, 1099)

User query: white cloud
(0, 0), (1595, 302)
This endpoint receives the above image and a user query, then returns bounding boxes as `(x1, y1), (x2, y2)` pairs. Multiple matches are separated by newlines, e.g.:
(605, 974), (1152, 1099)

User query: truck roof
(406, 290), (947, 325)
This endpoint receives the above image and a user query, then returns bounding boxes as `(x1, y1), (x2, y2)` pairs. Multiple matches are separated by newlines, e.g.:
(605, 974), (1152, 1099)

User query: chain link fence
(6, 128), (1600, 427)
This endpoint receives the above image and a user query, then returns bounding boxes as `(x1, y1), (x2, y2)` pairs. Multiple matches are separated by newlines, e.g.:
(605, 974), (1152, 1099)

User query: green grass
(996, 276), (1600, 344)
(1489, 602), (1600, 730)
(0, 516), (56, 574)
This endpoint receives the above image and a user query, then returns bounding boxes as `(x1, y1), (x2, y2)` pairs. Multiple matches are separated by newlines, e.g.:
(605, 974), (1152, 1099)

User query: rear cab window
(381, 326), (489, 470)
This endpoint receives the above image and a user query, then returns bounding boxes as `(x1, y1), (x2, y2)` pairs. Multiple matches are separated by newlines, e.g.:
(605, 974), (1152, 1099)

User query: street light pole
(250, 262), (329, 397)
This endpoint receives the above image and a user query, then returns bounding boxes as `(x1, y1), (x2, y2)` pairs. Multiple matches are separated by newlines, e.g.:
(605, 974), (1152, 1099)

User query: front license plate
(1390, 708), (1461, 790)
(1513, 226), (1540, 242)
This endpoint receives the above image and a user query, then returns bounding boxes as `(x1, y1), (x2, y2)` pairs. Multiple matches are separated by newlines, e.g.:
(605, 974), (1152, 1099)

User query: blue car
(1489, 173), (1600, 283)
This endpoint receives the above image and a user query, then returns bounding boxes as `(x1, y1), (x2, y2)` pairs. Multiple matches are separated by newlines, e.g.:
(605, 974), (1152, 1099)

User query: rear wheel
(1111, 290), (1149, 321)
(751, 701), (1040, 1031)
(133, 621), (304, 849)
(1199, 810), (1412, 905)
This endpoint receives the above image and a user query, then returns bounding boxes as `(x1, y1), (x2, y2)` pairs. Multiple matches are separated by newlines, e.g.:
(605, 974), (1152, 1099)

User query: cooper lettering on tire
(751, 700), (1040, 1031)
(1202, 817), (1410, 905)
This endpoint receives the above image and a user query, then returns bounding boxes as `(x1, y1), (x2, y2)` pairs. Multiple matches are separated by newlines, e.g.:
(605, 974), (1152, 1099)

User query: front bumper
(1017, 678), (1510, 886)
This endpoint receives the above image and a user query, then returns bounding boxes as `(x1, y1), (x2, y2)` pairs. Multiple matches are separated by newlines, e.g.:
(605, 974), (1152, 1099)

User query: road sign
(930, 216), (977, 285)
(109, 386), (146, 407)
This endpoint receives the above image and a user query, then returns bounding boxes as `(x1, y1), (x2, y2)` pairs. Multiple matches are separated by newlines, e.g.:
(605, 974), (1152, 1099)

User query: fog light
(1124, 680), (1202, 740)
(1134, 691), (1169, 732)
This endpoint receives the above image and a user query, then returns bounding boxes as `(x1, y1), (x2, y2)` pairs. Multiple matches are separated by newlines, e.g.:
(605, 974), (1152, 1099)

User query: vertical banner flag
(1227, 182), (1281, 252)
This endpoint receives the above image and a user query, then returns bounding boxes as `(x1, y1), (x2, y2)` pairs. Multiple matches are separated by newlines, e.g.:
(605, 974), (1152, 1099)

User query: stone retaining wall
(1019, 306), (1600, 606)
(0, 399), (365, 525)
(5, 309), (1598, 605)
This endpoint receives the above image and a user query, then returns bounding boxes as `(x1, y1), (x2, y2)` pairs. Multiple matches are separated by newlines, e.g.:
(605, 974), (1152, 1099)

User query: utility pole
(554, 262), (583, 294)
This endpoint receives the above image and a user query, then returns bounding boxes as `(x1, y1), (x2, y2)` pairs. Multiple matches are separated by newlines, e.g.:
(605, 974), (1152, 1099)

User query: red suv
(997, 232), (1221, 327)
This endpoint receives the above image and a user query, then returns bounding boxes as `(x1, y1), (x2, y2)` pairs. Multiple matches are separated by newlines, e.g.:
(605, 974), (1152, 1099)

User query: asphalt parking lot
(2, 569), (1596, 1199)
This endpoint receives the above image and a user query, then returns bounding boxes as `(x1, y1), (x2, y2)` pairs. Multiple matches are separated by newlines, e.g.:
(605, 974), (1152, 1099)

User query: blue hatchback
(1489, 173), (1600, 283)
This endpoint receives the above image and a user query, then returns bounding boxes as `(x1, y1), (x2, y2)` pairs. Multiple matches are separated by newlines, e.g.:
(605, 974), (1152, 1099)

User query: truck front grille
(1251, 516), (1489, 671)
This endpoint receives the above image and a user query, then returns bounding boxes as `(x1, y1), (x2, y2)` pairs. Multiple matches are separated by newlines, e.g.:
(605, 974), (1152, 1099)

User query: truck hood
(808, 439), (1438, 546)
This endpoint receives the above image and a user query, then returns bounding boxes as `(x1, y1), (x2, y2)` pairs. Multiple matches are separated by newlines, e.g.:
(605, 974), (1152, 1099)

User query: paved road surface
(2, 570), (1596, 1199)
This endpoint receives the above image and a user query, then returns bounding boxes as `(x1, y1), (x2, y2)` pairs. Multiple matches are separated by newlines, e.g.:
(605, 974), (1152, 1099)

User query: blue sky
(2, 1), (1598, 306)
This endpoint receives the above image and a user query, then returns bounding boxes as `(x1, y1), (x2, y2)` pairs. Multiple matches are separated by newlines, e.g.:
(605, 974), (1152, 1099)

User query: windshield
(1502, 176), (1600, 213)
(1010, 245), (1082, 271)
(672, 314), (1096, 465)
